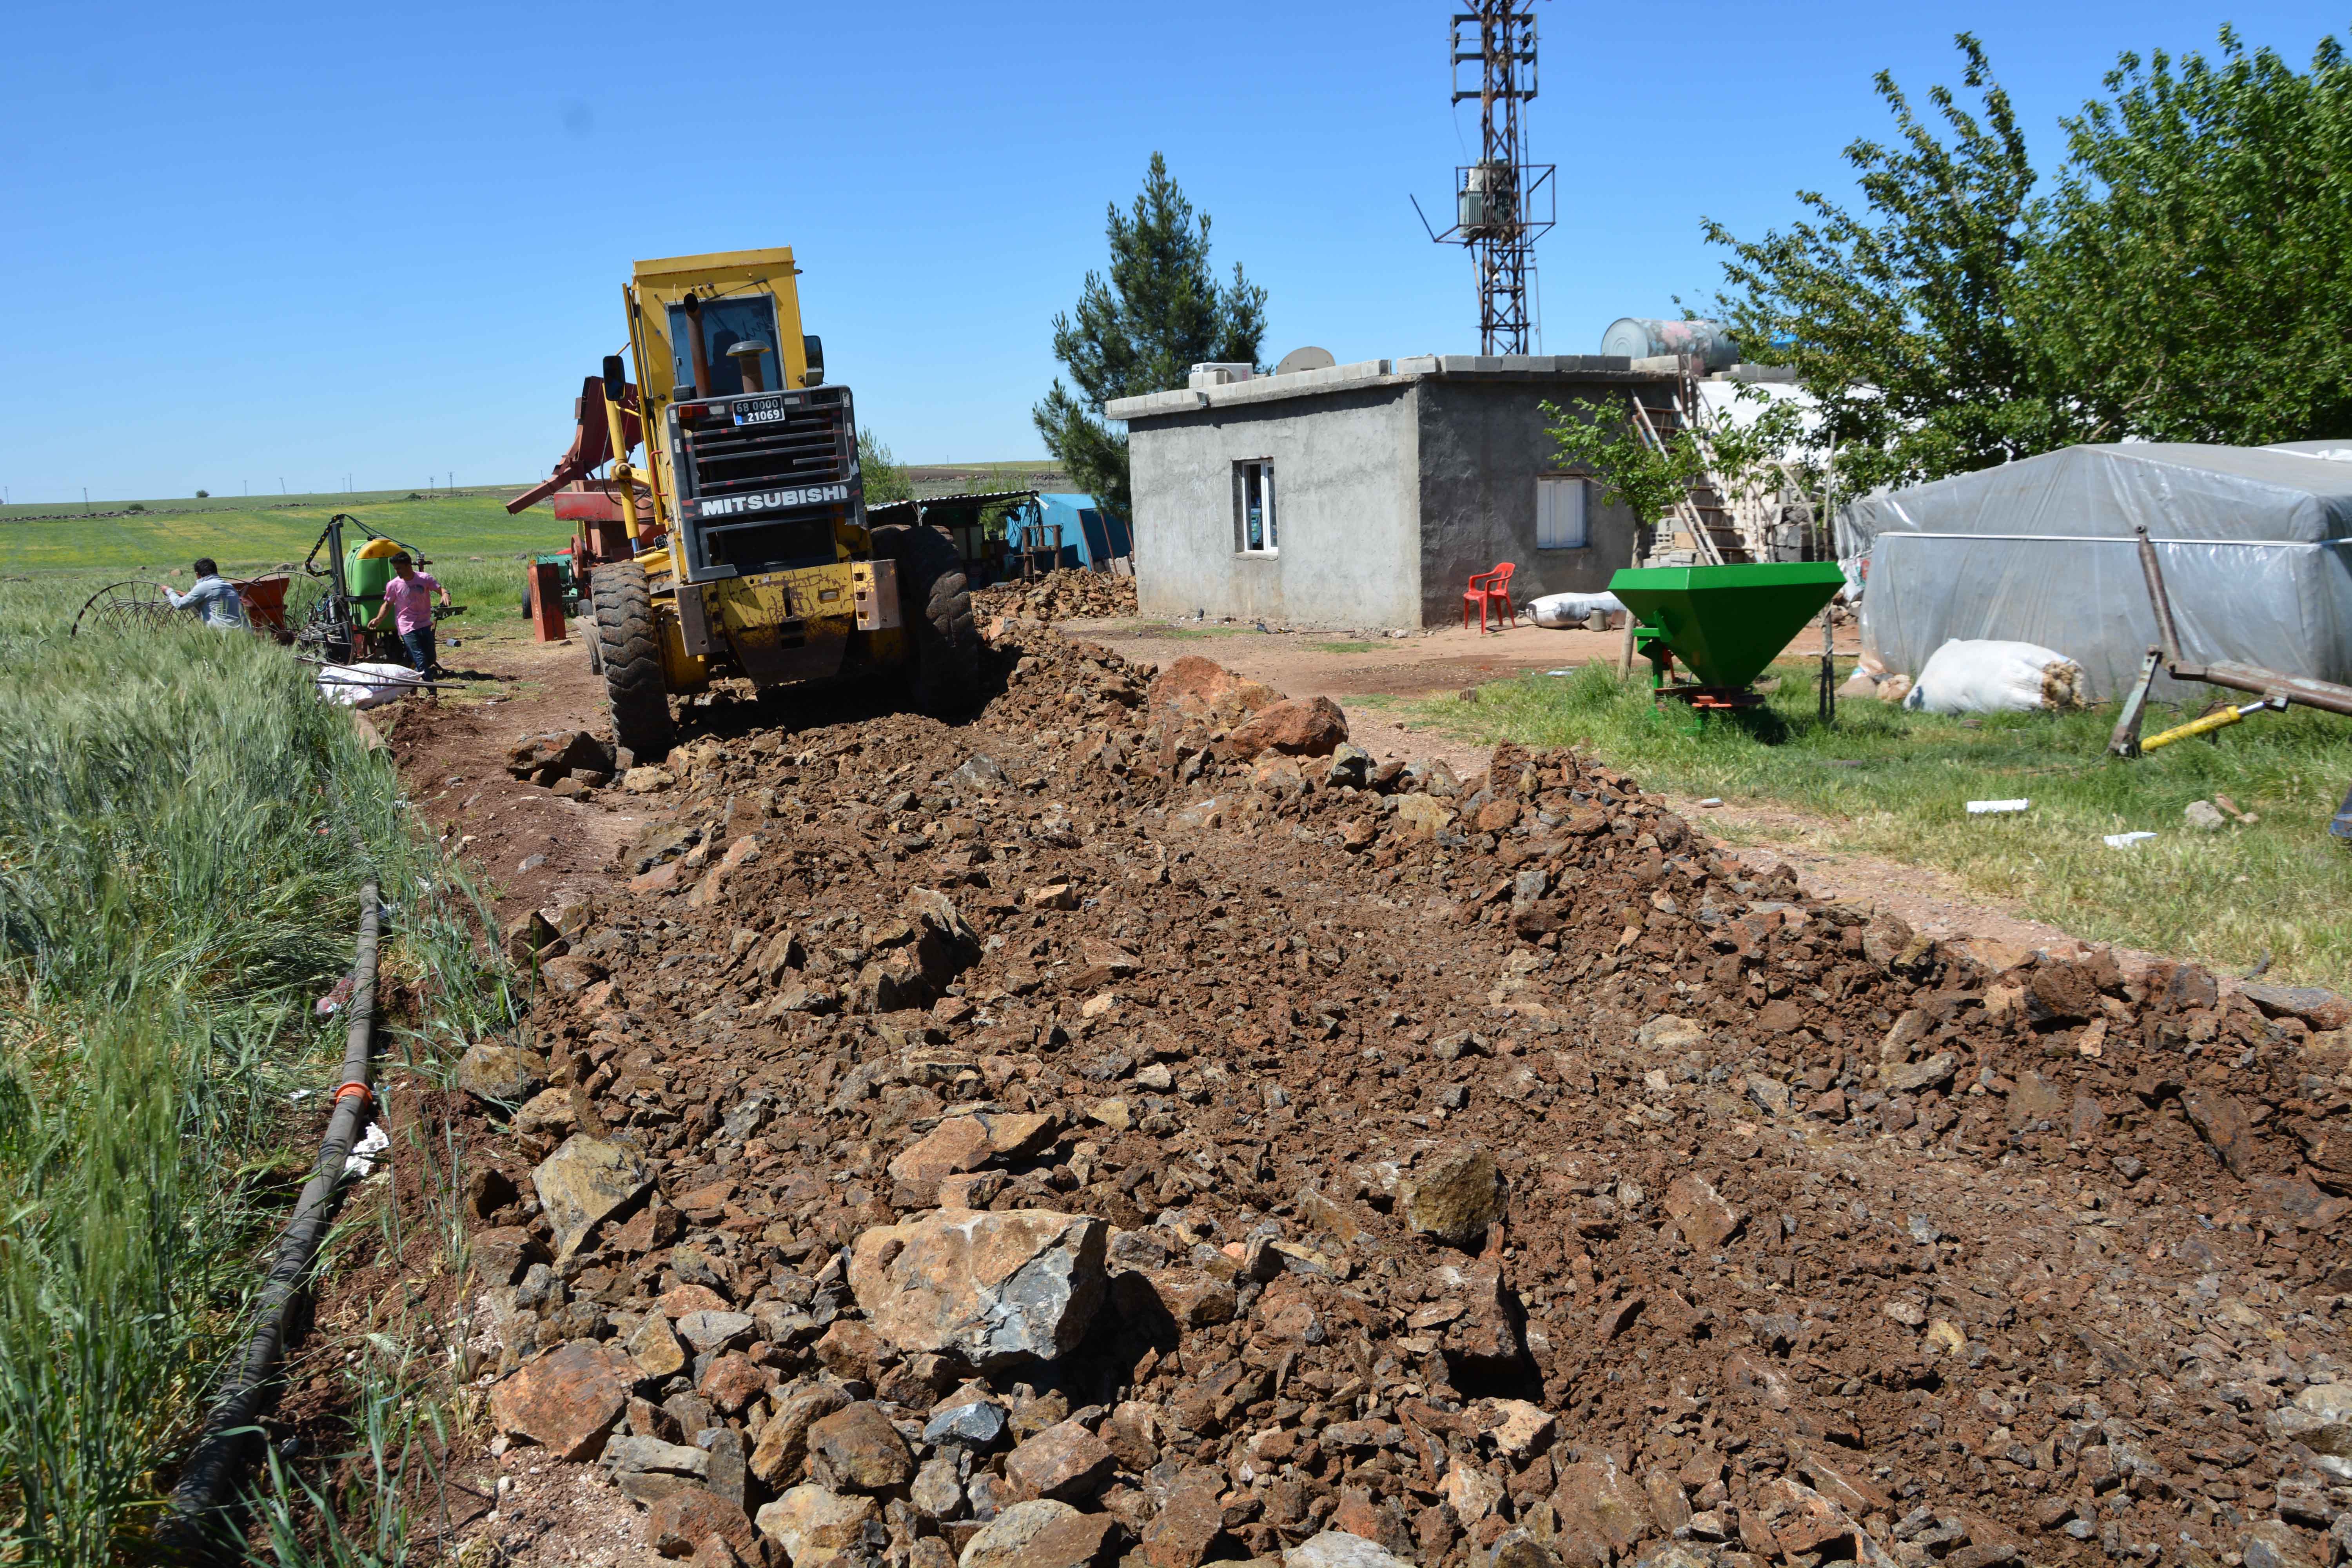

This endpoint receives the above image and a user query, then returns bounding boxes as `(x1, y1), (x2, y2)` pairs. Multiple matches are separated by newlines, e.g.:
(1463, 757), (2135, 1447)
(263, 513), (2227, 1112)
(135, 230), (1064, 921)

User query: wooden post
(529, 561), (568, 643)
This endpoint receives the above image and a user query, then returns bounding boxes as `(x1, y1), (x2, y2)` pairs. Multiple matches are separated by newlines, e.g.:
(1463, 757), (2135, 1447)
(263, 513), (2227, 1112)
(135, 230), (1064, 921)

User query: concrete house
(1106, 354), (1676, 629)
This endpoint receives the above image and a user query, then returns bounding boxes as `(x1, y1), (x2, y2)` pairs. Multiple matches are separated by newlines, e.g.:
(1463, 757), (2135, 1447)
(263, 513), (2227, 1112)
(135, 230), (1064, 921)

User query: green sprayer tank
(345, 537), (404, 625)
(1608, 561), (1846, 693)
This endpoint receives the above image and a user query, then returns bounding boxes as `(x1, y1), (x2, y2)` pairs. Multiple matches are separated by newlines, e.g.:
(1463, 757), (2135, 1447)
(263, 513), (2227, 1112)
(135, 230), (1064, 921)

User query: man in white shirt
(158, 557), (248, 630)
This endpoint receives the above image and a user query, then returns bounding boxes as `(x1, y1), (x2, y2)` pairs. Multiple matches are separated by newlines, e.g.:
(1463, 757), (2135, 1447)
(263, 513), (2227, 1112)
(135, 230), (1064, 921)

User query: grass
(0, 492), (569, 584)
(0, 576), (512, 1563)
(1410, 658), (2352, 989)
(1308, 639), (1384, 655)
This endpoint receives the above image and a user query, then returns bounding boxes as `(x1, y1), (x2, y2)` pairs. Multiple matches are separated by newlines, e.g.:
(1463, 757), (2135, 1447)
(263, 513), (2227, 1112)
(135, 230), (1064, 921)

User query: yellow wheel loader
(508, 247), (978, 760)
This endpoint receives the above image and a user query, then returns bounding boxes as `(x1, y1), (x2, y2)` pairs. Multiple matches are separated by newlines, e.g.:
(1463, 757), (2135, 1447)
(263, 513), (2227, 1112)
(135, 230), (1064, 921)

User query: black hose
(161, 879), (384, 1559)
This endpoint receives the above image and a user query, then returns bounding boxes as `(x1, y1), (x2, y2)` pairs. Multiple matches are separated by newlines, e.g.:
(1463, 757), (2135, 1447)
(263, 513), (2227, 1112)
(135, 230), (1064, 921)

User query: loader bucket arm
(506, 376), (644, 514)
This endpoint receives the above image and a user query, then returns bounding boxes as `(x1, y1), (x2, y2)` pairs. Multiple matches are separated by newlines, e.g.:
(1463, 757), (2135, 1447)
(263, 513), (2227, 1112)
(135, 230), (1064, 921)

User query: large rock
(1663, 1175), (1744, 1251)
(1552, 1456), (1652, 1563)
(2240, 983), (2352, 1032)
(488, 1340), (631, 1460)
(1285, 1532), (1416, 1568)
(1636, 1015), (1704, 1053)
(1147, 656), (1280, 725)
(1430, 1258), (1523, 1373)
(628, 1311), (688, 1378)
(1400, 1147), (1504, 1249)
(1393, 794), (1455, 840)
(1004, 1418), (1117, 1502)
(889, 1118), (995, 1205)
(755, 1484), (880, 1564)
(457, 1040), (546, 1105)
(676, 1310), (756, 1355)
(645, 1488), (759, 1562)
(750, 1384), (852, 1485)
(604, 1436), (710, 1481)
(1138, 1469), (1230, 1568)
(533, 1134), (650, 1260)
(808, 1401), (916, 1492)
(961, 1499), (1082, 1568)
(2268, 1382), (2352, 1456)
(995, 1511), (1121, 1568)
(848, 1208), (1108, 1370)
(1227, 697), (1349, 760)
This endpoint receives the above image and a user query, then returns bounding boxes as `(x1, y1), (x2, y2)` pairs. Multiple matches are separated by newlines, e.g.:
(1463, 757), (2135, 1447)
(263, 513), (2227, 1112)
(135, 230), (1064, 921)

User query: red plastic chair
(1462, 562), (1519, 632)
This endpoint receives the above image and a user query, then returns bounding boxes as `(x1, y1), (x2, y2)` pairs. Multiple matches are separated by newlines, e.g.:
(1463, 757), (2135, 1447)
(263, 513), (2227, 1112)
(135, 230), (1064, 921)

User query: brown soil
(349, 623), (2352, 1568)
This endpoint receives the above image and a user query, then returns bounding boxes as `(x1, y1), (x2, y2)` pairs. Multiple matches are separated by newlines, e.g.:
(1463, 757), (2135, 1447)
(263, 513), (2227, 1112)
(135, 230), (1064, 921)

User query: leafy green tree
(858, 428), (913, 505)
(2032, 27), (2352, 445)
(1544, 385), (1808, 536)
(1703, 35), (2078, 492)
(1543, 397), (1708, 532)
(1706, 25), (2352, 488)
(1034, 153), (1268, 521)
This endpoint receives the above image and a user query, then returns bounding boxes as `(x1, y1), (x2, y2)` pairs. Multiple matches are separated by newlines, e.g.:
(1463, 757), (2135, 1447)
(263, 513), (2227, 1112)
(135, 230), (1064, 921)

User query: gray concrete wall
(1129, 385), (1423, 629)
(1414, 379), (1643, 625)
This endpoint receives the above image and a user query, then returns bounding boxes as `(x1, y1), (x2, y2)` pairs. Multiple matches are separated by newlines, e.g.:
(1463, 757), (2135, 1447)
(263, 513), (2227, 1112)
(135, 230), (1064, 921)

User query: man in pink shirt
(366, 552), (452, 676)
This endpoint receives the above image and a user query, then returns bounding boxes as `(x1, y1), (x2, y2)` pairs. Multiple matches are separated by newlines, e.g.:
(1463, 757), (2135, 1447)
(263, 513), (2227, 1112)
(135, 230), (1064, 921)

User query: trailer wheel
(874, 523), (979, 715)
(590, 559), (674, 761)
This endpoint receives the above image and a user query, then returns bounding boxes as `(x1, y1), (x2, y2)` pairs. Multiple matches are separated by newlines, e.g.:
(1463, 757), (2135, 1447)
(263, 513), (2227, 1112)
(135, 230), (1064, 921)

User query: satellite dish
(1274, 346), (1337, 376)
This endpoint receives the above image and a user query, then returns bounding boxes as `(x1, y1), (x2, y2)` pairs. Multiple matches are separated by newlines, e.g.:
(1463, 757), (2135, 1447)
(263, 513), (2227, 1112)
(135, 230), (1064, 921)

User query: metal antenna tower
(1413, 3), (1554, 354)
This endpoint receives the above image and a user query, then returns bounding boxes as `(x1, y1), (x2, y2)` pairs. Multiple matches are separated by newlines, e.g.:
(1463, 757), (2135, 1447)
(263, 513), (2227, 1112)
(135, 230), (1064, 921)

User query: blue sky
(0, 0), (2337, 501)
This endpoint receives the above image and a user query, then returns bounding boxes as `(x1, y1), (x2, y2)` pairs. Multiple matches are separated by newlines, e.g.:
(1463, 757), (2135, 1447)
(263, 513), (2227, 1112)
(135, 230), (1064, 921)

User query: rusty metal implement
(2108, 525), (2352, 758)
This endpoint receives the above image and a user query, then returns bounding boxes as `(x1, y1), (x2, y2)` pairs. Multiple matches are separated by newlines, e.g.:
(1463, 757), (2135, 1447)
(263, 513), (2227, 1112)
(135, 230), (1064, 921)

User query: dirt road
(379, 623), (2352, 1568)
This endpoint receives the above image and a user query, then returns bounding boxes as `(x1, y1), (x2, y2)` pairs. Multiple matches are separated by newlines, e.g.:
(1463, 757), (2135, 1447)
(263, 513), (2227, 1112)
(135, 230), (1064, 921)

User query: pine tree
(1033, 154), (1268, 521)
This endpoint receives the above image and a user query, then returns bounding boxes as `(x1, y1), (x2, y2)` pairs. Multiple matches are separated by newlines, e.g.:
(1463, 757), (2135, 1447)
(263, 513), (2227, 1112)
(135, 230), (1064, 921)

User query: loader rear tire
(874, 523), (980, 716)
(590, 559), (674, 762)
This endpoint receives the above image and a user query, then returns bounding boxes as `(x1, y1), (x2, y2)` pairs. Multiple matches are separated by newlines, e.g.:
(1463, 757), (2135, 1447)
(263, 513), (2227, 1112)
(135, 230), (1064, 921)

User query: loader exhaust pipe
(729, 339), (771, 395)
(682, 293), (713, 396)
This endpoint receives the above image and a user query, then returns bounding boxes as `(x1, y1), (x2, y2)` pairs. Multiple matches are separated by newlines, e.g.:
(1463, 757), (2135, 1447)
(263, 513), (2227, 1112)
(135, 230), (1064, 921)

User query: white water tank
(1600, 318), (1740, 373)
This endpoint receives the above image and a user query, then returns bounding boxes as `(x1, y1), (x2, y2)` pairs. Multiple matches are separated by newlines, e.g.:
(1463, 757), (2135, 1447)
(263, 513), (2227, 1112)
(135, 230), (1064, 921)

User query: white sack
(1527, 591), (1625, 629)
(1903, 639), (2086, 714)
(316, 662), (424, 709)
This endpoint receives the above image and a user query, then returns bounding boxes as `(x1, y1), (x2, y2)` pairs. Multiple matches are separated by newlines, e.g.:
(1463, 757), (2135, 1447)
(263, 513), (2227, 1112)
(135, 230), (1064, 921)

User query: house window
(1235, 460), (1277, 554)
(1537, 475), (1589, 550)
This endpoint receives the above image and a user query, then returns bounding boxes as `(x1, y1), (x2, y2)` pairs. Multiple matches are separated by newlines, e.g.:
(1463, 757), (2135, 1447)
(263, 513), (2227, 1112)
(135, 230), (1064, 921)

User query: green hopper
(1608, 561), (1846, 702)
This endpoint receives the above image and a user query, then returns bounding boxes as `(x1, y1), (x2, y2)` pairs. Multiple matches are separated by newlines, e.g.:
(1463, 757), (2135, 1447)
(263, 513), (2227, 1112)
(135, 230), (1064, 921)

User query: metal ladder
(1631, 363), (1754, 566)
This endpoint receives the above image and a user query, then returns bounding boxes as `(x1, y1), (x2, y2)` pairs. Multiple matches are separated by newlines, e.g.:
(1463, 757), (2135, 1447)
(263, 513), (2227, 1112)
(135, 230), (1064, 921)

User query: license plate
(732, 398), (787, 427)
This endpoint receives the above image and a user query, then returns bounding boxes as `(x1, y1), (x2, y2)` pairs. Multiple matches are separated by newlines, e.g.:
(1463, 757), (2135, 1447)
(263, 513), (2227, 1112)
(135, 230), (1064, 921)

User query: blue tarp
(1009, 493), (1129, 569)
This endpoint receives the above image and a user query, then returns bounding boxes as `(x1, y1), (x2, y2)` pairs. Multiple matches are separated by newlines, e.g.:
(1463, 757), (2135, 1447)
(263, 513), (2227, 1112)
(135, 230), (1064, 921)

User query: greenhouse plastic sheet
(1837, 443), (2352, 701)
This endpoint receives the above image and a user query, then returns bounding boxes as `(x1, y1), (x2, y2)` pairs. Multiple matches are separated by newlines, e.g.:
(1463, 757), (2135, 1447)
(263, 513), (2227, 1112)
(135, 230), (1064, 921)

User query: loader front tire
(875, 524), (980, 716)
(590, 559), (674, 762)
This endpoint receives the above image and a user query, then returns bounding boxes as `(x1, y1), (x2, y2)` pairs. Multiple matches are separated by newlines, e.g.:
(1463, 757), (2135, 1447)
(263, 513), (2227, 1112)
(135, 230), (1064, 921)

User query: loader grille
(666, 383), (863, 578)
(681, 405), (849, 496)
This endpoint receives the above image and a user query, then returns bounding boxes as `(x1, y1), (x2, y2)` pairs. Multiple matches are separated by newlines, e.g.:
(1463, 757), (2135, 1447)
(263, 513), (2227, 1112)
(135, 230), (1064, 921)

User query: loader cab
(666, 296), (782, 397)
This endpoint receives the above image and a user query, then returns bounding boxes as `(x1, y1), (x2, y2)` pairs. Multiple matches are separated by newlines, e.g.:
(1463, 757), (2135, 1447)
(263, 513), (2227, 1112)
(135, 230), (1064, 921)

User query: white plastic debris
(1697, 797), (1725, 809)
(2103, 831), (2158, 849)
(1527, 591), (1626, 629)
(1967, 799), (2031, 815)
(1903, 640), (2086, 714)
(316, 661), (423, 709)
(343, 1121), (390, 1176)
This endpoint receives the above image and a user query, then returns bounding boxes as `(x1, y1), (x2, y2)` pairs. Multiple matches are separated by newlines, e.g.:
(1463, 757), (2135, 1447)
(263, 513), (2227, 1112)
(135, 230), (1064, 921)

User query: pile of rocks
(449, 625), (2352, 1568)
(511, 730), (622, 798)
(975, 572), (1139, 624)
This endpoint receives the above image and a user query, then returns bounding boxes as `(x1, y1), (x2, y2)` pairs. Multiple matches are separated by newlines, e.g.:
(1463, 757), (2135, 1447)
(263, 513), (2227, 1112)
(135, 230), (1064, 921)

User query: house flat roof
(1105, 353), (1678, 423)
